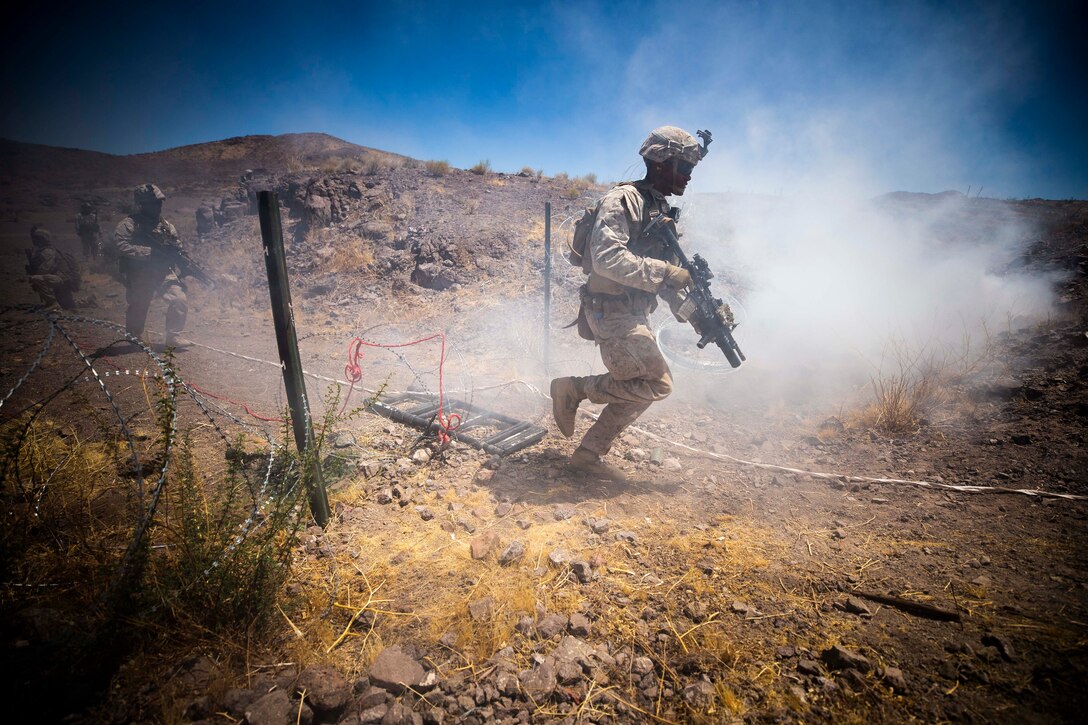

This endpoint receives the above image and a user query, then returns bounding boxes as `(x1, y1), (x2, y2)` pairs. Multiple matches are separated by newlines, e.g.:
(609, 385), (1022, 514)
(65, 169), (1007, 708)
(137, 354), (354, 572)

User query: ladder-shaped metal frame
(367, 391), (547, 456)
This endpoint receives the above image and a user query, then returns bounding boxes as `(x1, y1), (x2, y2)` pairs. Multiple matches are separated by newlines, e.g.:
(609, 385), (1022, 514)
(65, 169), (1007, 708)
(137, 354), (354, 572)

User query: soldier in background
(74, 201), (100, 260)
(195, 204), (216, 237)
(114, 184), (191, 347)
(25, 225), (81, 309)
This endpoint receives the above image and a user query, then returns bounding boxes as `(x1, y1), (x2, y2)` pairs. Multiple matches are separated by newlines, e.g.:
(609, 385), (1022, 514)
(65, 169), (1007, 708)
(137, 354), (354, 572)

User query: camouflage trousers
(125, 272), (187, 340)
(579, 305), (673, 456)
(79, 234), (99, 260)
(29, 274), (76, 309)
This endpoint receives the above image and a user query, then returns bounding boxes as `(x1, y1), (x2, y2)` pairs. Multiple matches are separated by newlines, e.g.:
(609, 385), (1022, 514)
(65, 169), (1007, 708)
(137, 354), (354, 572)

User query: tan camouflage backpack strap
(567, 182), (651, 273)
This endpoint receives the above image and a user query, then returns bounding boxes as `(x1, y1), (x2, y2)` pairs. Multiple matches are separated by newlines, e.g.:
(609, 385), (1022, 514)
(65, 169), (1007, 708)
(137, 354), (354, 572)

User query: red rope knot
(437, 410), (461, 445)
(344, 337), (365, 383)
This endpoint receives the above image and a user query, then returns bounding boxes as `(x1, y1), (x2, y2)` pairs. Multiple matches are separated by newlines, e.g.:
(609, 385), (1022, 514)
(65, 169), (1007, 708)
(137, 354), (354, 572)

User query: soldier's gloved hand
(662, 264), (692, 290)
(717, 303), (735, 327)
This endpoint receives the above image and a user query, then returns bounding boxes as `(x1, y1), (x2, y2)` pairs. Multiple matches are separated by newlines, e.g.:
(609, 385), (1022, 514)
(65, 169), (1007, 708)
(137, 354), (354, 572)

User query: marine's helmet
(639, 126), (704, 166)
(133, 183), (166, 205)
(30, 225), (53, 246)
(80, 201), (93, 213)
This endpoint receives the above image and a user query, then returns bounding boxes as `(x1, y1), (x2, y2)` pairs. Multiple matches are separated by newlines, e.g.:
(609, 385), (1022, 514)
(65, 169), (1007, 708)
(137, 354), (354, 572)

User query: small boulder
(296, 664), (351, 715)
(821, 644), (871, 673)
(369, 646), (427, 694)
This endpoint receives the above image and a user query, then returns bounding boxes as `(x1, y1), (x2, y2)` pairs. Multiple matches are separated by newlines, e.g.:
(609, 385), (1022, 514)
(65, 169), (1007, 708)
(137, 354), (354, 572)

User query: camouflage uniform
(552, 126), (707, 473)
(577, 180), (683, 455)
(74, 203), (100, 260)
(114, 184), (188, 343)
(25, 227), (78, 309)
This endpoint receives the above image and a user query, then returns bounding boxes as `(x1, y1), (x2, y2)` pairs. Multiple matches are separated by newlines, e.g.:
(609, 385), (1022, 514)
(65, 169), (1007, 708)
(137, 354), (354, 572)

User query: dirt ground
(1, 136), (1086, 723)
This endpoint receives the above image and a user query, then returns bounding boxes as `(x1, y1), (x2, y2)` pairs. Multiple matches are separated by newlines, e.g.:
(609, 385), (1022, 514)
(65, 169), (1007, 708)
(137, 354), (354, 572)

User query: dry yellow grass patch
(283, 480), (608, 677)
(326, 237), (376, 272)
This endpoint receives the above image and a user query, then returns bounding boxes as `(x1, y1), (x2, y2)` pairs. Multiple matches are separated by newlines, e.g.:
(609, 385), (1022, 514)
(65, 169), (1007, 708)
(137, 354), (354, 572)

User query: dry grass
(325, 236), (376, 272)
(425, 160), (452, 177)
(469, 159), (491, 175)
(857, 327), (999, 434)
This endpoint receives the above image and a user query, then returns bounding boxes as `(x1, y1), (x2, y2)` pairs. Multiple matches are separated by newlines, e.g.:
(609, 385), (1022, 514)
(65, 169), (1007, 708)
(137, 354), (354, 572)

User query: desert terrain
(1, 133), (1086, 724)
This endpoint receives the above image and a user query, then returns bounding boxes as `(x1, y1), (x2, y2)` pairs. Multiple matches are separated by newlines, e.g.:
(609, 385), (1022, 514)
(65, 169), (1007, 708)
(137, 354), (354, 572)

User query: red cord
(342, 334), (461, 444)
(187, 382), (286, 423)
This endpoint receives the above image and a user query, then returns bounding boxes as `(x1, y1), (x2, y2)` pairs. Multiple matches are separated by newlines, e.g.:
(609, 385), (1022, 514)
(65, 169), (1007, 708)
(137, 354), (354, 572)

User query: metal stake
(257, 190), (330, 527)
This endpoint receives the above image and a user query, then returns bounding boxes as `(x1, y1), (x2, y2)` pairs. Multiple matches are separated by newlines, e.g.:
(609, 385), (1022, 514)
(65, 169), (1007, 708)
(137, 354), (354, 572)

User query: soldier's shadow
(482, 448), (682, 506)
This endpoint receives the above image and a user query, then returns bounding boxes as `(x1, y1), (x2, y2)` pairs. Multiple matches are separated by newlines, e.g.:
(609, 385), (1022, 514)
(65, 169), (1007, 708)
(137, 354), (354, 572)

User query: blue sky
(2, 0), (1084, 199)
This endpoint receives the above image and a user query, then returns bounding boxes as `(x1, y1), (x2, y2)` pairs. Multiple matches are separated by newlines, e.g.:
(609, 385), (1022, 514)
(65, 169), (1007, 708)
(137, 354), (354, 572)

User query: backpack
(566, 182), (652, 273)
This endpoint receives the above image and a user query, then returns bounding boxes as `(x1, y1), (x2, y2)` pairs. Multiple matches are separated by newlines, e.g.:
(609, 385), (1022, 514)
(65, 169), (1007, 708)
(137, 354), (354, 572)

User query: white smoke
(671, 187), (1057, 408)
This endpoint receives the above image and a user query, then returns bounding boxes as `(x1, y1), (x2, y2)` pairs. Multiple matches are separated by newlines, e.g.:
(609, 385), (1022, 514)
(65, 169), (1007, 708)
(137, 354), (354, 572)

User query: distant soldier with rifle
(74, 201), (100, 260)
(551, 126), (741, 480)
(114, 183), (211, 348)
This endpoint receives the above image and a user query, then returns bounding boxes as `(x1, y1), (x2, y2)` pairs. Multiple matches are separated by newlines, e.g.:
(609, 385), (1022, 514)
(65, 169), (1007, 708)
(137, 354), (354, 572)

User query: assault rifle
(165, 246), (214, 287)
(146, 222), (214, 287)
(645, 214), (746, 368)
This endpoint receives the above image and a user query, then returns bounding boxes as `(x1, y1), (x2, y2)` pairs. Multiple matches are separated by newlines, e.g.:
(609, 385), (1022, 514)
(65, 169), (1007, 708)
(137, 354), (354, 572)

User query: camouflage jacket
(114, 215), (184, 275)
(27, 246), (61, 276)
(585, 180), (683, 309)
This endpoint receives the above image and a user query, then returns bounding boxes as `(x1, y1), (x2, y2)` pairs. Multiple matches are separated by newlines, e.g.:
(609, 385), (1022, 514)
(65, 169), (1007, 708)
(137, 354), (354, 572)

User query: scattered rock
(358, 686), (389, 708)
(844, 596), (872, 616)
(981, 633), (1017, 661)
(296, 664), (350, 716)
(821, 645), (872, 673)
(553, 505), (576, 521)
(683, 680), (717, 709)
(570, 560), (595, 583)
(469, 532), (499, 560)
(880, 666), (908, 692)
(246, 690), (313, 725)
(568, 612), (592, 637)
(548, 549), (571, 568)
(222, 688), (258, 717)
(468, 596), (495, 621)
(382, 702), (423, 725)
(537, 614), (568, 639)
(369, 645), (427, 694)
(590, 518), (611, 534)
(359, 703), (388, 723)
(633, 656), (655, 675)
(498, 540), (525, 565)
(556, 659), (582, 685)
(519, 661), (557, 698)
